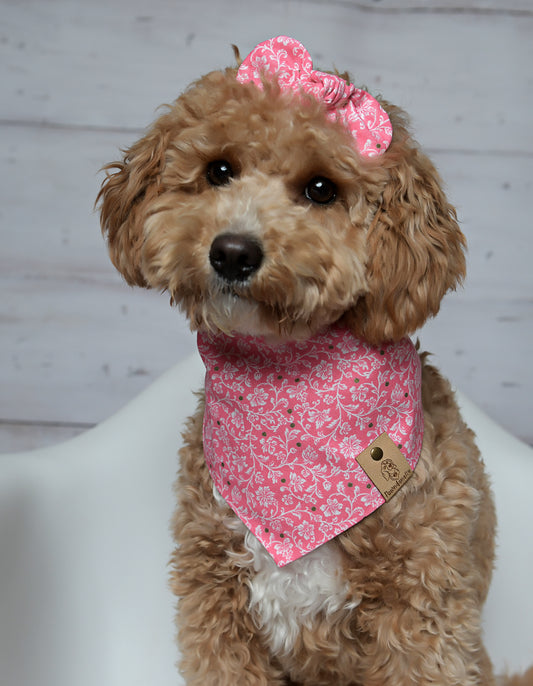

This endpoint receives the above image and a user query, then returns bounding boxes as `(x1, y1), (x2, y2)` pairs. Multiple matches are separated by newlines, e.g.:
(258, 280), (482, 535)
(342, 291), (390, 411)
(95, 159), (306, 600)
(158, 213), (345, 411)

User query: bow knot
(308, 70), (355, 109)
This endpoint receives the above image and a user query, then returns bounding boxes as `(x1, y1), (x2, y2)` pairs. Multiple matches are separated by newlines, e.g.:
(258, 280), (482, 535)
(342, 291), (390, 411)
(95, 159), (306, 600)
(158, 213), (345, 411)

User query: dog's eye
(304, 177), (337, 205)
(206, 160), (234, 187)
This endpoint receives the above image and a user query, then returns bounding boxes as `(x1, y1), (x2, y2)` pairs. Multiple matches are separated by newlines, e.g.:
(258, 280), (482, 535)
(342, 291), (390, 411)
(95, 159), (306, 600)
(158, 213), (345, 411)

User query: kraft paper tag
(356, 433), (413, 501)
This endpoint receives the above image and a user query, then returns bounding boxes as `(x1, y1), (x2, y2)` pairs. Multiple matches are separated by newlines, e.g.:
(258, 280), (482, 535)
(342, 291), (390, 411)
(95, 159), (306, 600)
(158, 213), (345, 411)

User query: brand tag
(356, 433), (413, 501)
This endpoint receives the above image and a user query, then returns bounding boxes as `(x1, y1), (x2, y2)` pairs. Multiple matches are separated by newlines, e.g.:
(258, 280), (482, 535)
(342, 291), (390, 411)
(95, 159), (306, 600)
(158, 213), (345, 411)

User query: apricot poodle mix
(98, 37), (532, 686)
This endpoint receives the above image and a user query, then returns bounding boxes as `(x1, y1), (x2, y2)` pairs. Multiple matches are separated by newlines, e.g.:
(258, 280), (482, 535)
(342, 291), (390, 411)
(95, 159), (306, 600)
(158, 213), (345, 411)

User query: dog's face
(98, 67), (466, 344)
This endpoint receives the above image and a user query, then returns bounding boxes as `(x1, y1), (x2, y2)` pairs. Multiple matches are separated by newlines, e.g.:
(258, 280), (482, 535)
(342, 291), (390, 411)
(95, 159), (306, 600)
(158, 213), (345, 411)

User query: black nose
(209, 233), (264, 283)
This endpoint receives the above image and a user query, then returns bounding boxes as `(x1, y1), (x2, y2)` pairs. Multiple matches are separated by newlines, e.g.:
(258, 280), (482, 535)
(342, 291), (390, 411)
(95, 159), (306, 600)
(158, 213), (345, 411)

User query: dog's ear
(344, 136), (466, 345)
(97, 123), (171, 286)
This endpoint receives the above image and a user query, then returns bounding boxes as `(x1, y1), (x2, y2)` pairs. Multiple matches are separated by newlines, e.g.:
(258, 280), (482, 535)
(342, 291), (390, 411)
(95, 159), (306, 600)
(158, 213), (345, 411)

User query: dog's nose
(209, 233), (263, 283)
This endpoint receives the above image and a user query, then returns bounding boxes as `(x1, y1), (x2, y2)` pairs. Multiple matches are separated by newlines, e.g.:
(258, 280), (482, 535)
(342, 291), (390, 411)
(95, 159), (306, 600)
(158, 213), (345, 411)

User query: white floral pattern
(236, 35), (393, 158)
(198, 326), (424, 566)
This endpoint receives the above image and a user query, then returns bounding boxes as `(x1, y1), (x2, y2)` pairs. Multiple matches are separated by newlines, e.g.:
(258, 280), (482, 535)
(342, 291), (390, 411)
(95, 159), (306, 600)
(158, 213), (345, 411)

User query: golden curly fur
(97, 57), (532, 686)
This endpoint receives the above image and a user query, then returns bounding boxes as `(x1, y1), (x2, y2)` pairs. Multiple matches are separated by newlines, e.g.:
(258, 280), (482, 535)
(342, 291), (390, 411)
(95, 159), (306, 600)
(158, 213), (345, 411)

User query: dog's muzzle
(209, 233), (264, 283)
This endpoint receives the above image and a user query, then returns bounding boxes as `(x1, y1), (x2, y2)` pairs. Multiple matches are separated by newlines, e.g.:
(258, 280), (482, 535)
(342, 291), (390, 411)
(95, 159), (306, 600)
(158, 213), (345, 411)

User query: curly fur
(97, 57), (532, 685)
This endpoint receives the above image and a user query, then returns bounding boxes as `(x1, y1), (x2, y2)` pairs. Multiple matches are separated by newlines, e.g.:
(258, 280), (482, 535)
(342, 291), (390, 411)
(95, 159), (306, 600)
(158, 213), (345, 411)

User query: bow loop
(236, 36), (392, 158)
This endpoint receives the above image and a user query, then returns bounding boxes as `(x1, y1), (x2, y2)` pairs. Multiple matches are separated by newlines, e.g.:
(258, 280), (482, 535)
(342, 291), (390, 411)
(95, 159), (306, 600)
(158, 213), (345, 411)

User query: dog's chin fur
(194, 293), (321, 343)
(97, 61), (532, 685)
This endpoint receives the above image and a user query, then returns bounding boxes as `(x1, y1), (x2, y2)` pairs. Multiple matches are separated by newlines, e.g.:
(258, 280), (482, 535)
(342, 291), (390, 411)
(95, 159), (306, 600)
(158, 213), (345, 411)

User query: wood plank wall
(1, 0), (532, 451)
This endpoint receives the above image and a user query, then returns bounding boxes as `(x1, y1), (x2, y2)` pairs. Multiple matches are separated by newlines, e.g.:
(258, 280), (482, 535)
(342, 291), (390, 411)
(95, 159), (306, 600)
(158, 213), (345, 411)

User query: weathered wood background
(1, 0), (532, 451)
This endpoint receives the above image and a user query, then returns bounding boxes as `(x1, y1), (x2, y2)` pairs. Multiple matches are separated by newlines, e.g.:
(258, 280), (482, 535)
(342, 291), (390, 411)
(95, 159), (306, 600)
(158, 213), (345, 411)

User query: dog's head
(97, 38), (465, 345)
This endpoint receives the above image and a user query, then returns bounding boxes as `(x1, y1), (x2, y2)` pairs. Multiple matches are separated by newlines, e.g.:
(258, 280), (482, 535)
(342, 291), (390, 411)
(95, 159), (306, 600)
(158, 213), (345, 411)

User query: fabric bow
(236, 36), (392, 158)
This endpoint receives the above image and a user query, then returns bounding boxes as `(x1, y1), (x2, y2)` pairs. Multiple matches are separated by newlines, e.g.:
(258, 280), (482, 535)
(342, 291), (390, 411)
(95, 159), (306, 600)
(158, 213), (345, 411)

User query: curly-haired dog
(98, 36), (533, 686)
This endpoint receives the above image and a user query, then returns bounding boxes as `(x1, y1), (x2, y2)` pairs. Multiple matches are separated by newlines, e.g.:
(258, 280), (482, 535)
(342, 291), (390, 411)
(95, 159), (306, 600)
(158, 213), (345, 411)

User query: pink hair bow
(236, 36), (392, 158)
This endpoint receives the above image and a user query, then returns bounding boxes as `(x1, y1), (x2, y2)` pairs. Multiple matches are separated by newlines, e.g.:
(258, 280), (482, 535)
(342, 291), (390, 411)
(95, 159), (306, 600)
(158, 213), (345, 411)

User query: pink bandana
(198, 327), (424, 566)
(236, 35), (392, 158)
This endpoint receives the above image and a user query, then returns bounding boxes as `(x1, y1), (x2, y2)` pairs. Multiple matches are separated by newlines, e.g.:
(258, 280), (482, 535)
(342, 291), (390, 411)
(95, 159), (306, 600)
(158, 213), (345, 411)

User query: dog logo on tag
(381, 458), (401, 481)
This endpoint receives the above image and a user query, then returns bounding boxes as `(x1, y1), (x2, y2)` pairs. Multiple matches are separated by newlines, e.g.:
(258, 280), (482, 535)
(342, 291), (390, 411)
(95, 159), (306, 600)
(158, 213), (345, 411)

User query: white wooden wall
(1, 0), (532, 451)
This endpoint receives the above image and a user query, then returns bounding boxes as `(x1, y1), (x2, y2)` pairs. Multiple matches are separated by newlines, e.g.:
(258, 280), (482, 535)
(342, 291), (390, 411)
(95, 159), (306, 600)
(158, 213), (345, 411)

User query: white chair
(1, 354), (531, 686)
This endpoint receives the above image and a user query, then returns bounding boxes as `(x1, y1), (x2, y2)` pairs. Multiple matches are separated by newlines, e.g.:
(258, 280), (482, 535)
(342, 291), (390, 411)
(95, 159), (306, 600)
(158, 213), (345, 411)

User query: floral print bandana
(236, 35), (393, 158)
(198, 327), (423, 566)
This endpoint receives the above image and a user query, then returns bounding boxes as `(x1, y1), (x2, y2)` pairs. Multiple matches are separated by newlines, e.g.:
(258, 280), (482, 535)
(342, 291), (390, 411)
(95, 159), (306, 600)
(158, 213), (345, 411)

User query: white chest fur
(214, 486), (361, 655)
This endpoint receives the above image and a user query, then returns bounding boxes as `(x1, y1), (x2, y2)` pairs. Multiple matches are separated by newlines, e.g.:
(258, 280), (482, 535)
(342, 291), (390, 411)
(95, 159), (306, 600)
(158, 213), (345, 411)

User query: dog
(97, 36), (533, 686)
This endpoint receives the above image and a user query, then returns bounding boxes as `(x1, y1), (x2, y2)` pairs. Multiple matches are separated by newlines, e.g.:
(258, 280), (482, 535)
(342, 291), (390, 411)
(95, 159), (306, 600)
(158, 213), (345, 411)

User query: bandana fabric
(236, 35), (393, 158)
(198, 327), (423, 566)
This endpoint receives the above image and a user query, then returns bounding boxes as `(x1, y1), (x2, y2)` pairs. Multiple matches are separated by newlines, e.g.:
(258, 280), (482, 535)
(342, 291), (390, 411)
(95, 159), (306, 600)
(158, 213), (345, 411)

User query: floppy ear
(97, 123), (171, 286)
(344, 134), (466, 345)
